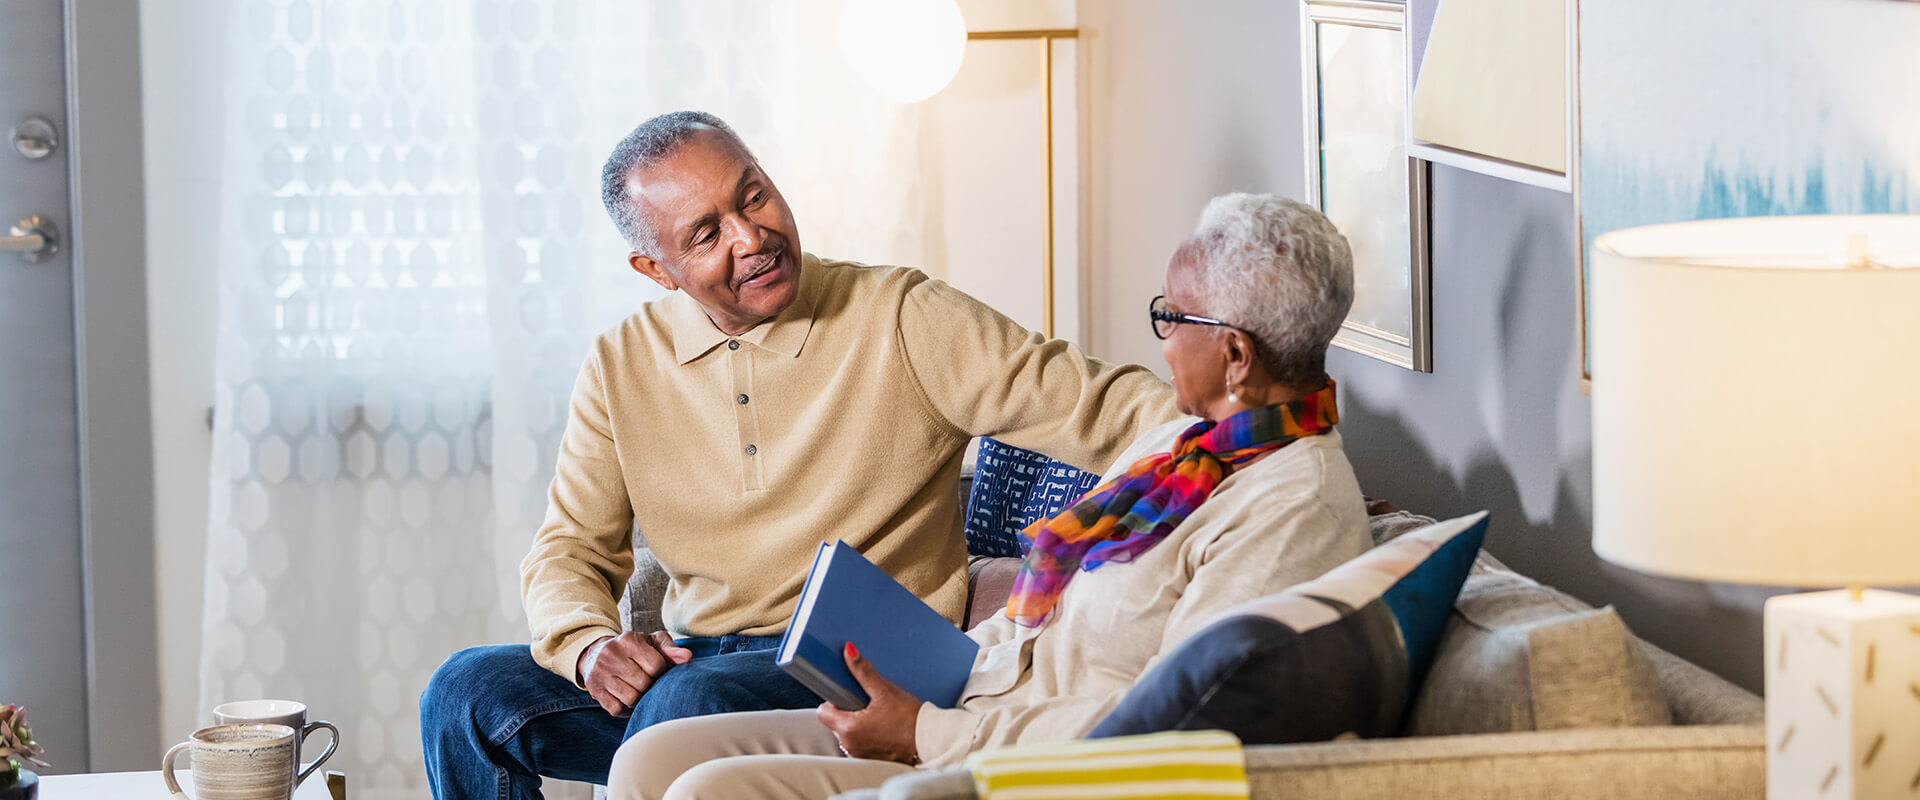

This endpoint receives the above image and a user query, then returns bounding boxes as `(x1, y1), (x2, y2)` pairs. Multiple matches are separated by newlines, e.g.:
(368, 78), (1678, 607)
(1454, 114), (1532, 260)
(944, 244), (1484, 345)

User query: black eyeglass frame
(1148, 295), (1235, 340)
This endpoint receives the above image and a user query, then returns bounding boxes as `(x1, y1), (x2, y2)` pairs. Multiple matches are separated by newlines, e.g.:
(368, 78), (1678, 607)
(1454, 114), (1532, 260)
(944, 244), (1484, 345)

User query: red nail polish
(845, 642), (859, 659)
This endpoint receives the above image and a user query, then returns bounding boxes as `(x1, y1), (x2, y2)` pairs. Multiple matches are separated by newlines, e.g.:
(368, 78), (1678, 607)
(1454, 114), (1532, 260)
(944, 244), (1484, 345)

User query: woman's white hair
(1181, 193), (1354, 385)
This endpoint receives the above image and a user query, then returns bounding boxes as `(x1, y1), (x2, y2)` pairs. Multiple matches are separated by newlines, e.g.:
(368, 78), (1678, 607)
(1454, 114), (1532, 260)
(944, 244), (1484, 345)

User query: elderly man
(418, 110), (1176, 799)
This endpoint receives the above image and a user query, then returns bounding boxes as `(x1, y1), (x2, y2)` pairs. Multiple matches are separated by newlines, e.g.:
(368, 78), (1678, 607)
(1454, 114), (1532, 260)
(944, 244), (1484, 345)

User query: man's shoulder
(807, 256), (1008, 333)
(800, 254), (944, 332)
(583, 300), (676, 369)
(806, 253), (932, 296)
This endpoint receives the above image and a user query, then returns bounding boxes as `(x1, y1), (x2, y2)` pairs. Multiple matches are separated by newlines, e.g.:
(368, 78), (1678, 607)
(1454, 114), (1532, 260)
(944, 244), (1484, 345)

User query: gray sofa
(618, 509), (1765, 800)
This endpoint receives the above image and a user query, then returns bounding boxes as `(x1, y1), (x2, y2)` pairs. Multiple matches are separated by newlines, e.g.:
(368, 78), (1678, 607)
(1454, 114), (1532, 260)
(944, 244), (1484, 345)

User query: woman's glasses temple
(1148, 295), (1232, 339)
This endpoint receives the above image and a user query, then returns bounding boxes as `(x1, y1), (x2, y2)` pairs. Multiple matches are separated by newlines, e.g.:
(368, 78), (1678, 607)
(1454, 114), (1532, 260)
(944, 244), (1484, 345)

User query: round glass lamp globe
(837, 0), (967, 104)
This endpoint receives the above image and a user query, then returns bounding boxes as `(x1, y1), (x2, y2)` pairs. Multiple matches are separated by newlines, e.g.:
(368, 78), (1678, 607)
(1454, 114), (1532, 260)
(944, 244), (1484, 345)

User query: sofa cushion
(621, 537), (672, 634)
(962, 556), (1021, 631)
(962, 438), (1102, 558)
(1403, 566), (1672, 736)
(1369, 509), (1441, 546)
(1087, 512), (1488, 744)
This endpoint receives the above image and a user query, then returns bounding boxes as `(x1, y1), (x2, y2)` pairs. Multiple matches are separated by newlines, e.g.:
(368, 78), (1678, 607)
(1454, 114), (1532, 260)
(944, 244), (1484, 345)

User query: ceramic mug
(212, 699), (339, 772)
(161, 723), (318, 800)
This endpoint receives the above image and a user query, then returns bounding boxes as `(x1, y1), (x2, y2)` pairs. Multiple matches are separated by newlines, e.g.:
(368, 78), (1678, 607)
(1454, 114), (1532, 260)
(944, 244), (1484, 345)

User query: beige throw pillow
(1403, 583), (1672, 736)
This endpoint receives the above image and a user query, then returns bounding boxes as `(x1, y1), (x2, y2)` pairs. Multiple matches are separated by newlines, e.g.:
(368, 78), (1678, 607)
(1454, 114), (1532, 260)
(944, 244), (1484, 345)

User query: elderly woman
(607, 193), (1372, 800)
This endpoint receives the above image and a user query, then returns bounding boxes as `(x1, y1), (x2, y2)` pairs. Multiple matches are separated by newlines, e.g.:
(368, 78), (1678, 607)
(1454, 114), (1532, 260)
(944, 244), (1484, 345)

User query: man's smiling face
(625, 127), (803, 336)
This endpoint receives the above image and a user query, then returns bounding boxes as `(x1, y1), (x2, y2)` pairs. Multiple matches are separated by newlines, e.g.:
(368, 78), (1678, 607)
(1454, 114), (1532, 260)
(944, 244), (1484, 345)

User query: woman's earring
(1227, 386), (1239, 404)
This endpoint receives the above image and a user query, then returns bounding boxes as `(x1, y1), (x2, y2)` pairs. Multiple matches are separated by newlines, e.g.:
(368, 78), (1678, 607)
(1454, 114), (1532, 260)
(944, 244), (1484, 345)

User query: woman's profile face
(1160, 254), (1229, 421)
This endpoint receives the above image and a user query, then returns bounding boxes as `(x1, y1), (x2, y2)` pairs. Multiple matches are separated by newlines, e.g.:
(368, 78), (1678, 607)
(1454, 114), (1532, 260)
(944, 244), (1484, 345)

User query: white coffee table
(38, 769), (334, 798)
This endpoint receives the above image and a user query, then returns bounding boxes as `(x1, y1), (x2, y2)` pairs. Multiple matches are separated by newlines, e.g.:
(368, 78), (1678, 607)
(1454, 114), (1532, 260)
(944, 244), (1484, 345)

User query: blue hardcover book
(776, 540), (981, 710)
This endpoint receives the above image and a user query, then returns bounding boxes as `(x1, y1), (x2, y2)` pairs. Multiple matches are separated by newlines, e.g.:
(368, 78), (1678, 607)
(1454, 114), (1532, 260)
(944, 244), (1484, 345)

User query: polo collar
(667, 254), (816, 364)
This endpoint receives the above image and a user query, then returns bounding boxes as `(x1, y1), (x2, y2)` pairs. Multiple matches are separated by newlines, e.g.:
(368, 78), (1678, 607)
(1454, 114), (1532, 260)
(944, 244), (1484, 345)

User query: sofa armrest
(1242, 725), (1762, 799)
(620, 543), (672, 634)
(843, 726), (1763, 800)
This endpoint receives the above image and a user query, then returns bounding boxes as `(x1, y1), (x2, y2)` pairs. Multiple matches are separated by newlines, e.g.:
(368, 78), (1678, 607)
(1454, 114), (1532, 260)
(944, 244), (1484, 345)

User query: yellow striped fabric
(964, 731), (1249, 800)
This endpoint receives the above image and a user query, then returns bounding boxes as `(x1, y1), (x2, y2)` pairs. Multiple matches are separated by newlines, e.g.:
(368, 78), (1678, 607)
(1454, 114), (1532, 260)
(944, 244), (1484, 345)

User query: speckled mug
(161, 724), (309, 800)
(212, 699), (339, 774)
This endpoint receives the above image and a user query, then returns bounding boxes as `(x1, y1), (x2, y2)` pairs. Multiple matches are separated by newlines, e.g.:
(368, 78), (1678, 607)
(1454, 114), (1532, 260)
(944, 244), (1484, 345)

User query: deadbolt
(10, 117), (58, 161)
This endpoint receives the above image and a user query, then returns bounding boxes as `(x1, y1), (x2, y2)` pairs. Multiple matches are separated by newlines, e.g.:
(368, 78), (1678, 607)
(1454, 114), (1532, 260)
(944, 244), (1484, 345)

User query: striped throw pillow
(964, 730), (1248, 800)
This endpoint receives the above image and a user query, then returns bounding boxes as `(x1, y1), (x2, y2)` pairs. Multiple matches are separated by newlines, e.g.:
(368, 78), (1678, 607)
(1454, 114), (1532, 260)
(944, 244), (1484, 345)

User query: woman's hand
(815, 643), (922, 764)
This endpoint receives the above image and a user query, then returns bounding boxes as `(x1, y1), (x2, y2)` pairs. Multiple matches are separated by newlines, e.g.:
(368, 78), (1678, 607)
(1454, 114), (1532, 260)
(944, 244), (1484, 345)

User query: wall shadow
(1327, 165), (1772, 692)
(1336, 390), (1767, 691)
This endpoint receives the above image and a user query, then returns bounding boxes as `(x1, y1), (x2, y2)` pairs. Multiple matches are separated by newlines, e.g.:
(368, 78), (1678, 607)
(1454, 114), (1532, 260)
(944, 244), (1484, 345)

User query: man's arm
(895, 275), (1179, 472)
(520, 349), (639, 687)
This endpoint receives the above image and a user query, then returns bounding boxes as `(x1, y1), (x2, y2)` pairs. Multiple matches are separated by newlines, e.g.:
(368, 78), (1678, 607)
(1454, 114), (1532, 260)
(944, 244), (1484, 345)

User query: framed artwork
(1302, 0), (1433, 372)
(1576, 0), (1920, 384)
(1406, 0), (1575, 193)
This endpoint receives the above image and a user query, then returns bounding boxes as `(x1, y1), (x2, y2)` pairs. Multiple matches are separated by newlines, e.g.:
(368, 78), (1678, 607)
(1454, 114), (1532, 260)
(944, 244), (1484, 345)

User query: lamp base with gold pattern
(1765, 588), (1920, 797)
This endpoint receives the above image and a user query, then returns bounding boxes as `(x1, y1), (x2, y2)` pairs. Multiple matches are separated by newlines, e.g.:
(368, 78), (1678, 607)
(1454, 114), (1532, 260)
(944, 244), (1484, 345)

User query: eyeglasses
(1149, 295), (1234, 340)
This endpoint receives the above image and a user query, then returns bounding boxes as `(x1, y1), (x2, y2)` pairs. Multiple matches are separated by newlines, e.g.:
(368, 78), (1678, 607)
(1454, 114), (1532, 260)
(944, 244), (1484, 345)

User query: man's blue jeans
(420, 635), (819, 800)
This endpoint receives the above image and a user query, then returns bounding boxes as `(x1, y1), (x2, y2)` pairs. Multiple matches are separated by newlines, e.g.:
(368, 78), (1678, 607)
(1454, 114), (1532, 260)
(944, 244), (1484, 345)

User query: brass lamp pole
(965, 28), (1078, 340)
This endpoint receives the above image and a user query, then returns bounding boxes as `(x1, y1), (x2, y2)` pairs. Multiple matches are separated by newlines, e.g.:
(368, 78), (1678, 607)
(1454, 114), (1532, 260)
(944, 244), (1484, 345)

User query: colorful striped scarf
(1004, 381), (1338, 627)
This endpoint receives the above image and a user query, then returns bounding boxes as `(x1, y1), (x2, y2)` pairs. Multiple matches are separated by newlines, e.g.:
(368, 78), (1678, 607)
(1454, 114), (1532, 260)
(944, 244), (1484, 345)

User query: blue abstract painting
(1578, 0), (1920, 378)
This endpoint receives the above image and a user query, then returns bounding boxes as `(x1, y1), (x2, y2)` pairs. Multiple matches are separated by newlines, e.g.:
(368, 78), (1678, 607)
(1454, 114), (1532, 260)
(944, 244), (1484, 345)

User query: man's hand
(816, 643), (921, 763)
(577, 631), (694, 717)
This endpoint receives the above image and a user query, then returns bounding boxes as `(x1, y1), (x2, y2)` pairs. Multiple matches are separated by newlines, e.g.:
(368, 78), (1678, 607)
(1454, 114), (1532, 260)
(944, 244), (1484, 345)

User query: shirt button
(744, 444), (757, 455)
(727, 340), (740, 351)
(736, 394), (749, 405)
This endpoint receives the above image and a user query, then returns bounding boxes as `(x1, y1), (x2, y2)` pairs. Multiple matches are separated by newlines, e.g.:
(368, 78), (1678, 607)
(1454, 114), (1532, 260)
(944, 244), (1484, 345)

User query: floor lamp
(837, 0), (1078, 339)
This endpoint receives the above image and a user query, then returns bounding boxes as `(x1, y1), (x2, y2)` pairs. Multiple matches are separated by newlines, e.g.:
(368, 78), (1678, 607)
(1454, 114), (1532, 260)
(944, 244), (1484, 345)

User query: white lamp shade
(1591, 214), (1920, 587)
(836, 0), (968, 104)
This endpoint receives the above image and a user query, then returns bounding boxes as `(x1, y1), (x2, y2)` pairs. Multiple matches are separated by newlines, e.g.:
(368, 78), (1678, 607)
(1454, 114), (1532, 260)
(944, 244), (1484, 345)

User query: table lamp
(1590, 214), (1920, 798)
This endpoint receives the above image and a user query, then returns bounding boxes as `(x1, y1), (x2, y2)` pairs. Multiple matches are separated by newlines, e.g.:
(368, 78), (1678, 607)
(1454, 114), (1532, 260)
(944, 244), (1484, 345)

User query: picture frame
(1405, 0), (1577, 194)
(1302, 0), (1433, 372)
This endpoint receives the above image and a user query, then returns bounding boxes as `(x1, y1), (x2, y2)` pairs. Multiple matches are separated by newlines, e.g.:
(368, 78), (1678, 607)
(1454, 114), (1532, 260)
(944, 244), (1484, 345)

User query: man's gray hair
(1180, 193), (1354, 386)
(599, 110), (755, 258)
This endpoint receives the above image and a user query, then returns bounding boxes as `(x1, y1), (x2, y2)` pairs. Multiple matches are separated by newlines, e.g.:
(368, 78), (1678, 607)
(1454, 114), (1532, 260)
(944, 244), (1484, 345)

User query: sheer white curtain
(199, 2), (926, 796)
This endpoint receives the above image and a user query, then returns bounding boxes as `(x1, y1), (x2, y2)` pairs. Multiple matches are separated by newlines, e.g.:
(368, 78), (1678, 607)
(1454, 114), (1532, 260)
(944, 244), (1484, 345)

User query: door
(0, 0), (91, 772)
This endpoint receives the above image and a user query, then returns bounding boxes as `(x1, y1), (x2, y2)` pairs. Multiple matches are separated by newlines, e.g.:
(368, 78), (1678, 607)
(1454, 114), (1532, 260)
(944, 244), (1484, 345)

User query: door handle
(2, 216), (59, 263)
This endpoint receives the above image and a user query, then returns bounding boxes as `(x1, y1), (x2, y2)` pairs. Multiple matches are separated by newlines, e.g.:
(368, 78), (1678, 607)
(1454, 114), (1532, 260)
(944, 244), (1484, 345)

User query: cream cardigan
(913, 419), (1372, 768)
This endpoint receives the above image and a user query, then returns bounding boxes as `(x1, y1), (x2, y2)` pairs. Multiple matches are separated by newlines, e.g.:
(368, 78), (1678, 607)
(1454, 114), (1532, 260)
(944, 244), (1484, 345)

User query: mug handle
(295, 720), (340, 787)
(161, 740), (193, 800)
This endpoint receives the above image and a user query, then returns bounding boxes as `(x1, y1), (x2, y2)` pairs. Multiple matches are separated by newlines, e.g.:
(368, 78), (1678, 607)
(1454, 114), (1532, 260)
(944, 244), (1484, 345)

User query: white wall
(139, 0), (223, 744)
(1079, 0), (1314, 373)
(923, 0), (1084, 342)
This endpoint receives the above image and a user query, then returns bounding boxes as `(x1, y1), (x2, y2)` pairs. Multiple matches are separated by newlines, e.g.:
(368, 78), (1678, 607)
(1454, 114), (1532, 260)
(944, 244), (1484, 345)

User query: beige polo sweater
(913, 419), (1372, 769)
(521, 254), (1178, 685)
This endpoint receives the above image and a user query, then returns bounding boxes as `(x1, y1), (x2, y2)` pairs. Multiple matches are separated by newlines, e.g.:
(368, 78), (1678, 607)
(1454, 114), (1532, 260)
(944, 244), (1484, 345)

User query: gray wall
(1081, 0), (1772, 691)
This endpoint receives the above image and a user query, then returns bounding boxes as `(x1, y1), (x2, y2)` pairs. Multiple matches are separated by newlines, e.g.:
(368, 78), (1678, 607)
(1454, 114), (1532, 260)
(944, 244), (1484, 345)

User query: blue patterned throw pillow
(963, 439), (1103, 558)
(1090, 512), (1489, 743)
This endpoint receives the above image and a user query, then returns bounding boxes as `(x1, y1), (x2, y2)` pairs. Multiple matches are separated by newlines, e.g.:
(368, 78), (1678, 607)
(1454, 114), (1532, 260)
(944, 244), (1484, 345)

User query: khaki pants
(607, 709), (919, 800)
